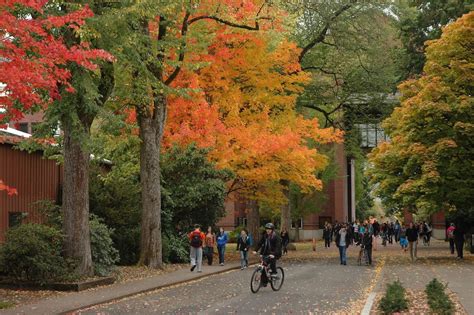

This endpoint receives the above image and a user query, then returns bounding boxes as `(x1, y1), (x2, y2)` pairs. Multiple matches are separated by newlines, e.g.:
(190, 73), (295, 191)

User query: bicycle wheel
(250, 269), (262, 293)
(270, 267), (285, 291)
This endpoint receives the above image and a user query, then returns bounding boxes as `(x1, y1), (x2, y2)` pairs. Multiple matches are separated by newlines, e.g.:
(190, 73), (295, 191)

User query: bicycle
(357, 245), (369, 266)
(250, 255), (284, 293)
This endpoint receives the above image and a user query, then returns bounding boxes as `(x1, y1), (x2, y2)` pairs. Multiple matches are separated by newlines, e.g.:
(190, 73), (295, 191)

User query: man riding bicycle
(253, 223), (282, 279)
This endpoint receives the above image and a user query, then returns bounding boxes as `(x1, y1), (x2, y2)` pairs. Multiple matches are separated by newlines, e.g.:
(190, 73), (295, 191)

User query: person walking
(446, 223), (456, 255)
(362, 229), (373, 265)
(204, 226), (216, 265)
(216, 227), (228, 266)
(406, 222), (418, 262)
(236, 229), (251, 269)
(399, 225), (408, 252)
(394, 220), (401, 243)
(280, 228), (290, 255)
(323, 223), (332, 248)
(453, 224), (465, 259)
(189, 225), (206, 272)
(336, 224), (350, 265)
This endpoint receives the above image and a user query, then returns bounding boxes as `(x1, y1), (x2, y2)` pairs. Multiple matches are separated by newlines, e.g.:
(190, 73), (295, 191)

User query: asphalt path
(78, 257), (375, 314)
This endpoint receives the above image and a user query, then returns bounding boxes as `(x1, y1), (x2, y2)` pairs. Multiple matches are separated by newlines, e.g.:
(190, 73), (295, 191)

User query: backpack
(190, 231), (202, 248)
(447, 228), (454, 239)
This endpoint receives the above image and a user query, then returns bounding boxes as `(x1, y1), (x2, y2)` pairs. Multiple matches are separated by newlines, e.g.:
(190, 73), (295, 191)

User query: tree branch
(164, 12), (191, 86)
(298, 3), (353, 63)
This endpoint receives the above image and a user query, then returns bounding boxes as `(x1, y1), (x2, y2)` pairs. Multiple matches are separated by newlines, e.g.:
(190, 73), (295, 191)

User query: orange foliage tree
(164, 27), (343, 236)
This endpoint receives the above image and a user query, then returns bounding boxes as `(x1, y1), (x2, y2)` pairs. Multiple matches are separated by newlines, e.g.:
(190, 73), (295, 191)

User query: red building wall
(0, 142), (62, 242)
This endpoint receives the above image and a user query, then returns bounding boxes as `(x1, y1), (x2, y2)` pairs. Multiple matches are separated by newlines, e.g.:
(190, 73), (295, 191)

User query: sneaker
(220, 263), (224, 266)
(197, 270), (202, 273)
(190, 265), (196, 272)
(241, 267), (244, 270)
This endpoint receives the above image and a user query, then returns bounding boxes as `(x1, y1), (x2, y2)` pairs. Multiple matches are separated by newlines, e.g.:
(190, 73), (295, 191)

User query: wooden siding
(0, 143), (61, 242)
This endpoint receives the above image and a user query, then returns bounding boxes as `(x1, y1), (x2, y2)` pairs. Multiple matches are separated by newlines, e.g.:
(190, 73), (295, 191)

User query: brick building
(217, 143), (354, 240)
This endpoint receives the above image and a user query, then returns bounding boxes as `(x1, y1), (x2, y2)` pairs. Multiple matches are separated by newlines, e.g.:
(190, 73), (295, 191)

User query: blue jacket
(217, 232), (228, 246)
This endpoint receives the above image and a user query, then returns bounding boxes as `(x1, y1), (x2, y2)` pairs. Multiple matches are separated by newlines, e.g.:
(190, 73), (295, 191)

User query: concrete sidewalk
(1, 261), (251, 315)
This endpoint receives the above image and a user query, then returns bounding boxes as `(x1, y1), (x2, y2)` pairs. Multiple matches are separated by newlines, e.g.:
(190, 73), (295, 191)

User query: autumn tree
(368, 12), (474, 218)
(103, 0), (282, 268)
(1, 0), (113, 276)
(164, 24), (342, 239)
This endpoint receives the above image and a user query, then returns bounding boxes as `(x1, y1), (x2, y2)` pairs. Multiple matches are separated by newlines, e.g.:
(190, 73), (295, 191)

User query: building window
(355, 123), (389, 148)
(8, 212), (25, 228)
(291, 218), (303, 229)
(319, 216), (332, 229)
(18, 123), (29, 133)
(235, 217), (247, 227)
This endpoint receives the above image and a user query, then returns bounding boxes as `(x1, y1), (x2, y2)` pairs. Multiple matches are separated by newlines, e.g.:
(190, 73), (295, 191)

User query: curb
(62, 261), (258, 315)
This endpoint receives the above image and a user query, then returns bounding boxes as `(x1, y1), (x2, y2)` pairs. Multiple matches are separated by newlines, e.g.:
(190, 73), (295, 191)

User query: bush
(90, 215), (120, 276)
(425, 278), (454, 315)
(162, 233), (190, 263)
(379, 280), (408, 314)
(0, 224), (72, 283)
(228, 226), (245, 243)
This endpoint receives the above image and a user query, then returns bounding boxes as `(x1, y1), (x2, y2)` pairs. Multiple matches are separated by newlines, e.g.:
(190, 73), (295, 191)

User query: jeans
(449, 239), (455, 254)
(190, 246), (203, 271)
(325, 238), (331, 248)
(409, 241), (418, 261)
(338, 246), (347, 264)
(240, 250), (248, 268)
(217, 245), (226, 264)
(205, 246), (214, 265)
(455, 239), (464, 258)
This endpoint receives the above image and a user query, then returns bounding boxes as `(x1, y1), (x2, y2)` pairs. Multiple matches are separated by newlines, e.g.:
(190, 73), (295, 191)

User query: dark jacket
(323, 227), (332, 239)
(335, 229), (350, 248)
(256, 231), (282, 259)
(281, 231), (290, 245)
(406, 227), (418, 242)
(236, 234), (251, 251)
(362, 233), (373, 248)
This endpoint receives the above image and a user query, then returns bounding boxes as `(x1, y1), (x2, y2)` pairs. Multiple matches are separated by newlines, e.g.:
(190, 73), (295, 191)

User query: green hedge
(379, 280), (408, 314)
(425, 278), (454, 315)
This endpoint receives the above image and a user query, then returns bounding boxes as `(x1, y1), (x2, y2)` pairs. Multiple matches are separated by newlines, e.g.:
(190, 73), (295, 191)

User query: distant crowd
(186, 218), (467, 273)
(324, 219), (466, 266)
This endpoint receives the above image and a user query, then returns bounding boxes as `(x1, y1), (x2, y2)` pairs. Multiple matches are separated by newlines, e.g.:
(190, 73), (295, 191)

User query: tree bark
(280, 181), (290, 232)
(247, 199), (261, 247)
(137, 93), (166, 268)
(62, 121), (93, 276)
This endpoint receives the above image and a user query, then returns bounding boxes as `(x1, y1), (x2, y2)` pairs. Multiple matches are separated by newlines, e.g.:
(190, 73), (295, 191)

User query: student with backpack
(446, 223), (456, 255)
(189, 225), (206, 272)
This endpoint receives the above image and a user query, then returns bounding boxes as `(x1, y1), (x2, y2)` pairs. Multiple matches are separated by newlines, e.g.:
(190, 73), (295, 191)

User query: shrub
(90, 215), (120, 276)
(162, 233), (190, 263)
(0, 224), (71, 283)
(228, 226), (245, 243)
(425, 278), (454, 315)
(379, 280), (408, 314)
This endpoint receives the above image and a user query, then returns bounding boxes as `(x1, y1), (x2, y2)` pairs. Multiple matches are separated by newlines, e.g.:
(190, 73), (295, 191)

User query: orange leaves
(0, 180), (17, 196)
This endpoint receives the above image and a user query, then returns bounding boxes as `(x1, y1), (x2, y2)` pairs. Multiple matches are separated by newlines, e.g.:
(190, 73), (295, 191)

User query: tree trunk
(62, 121), (93, 276)
(280, 181), (290, 232)
(137, 97), (166, 268)
(247, 199), (261, 247)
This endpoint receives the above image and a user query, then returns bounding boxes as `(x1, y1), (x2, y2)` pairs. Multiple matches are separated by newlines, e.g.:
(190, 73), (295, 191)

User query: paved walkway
(1, 262), (252, 315)
(1, 240), (472, 315)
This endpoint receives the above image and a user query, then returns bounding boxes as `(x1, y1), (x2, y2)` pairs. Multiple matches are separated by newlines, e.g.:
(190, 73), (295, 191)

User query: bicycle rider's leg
(270, 258), (277, 274)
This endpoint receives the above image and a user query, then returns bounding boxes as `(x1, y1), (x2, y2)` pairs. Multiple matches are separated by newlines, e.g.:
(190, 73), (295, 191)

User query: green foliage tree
(368, 12), (474, 217)
(398, 0), (473, 79)
(161, 144), (233, 233)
